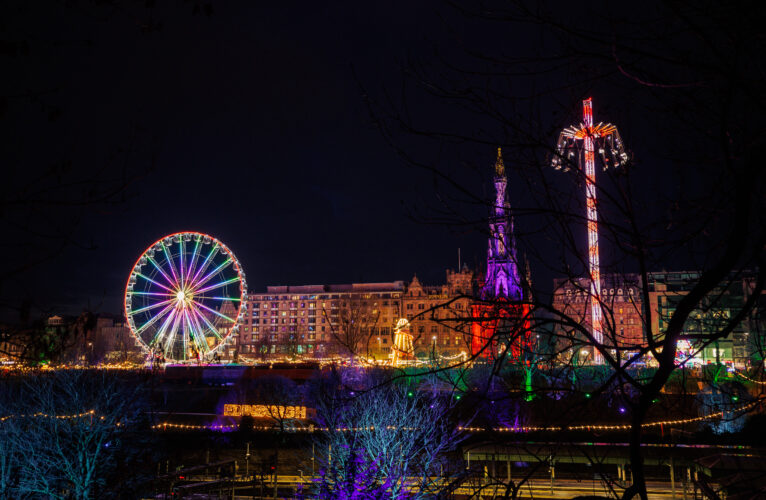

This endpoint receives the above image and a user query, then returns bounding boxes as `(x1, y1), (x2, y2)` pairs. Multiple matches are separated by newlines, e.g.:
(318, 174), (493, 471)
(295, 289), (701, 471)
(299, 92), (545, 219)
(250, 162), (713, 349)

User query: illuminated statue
(391, 318), (414, 366)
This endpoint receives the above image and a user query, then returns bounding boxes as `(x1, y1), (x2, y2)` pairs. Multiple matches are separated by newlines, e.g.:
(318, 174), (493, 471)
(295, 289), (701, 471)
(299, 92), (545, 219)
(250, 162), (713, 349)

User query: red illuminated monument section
(471, 149), (531, 360)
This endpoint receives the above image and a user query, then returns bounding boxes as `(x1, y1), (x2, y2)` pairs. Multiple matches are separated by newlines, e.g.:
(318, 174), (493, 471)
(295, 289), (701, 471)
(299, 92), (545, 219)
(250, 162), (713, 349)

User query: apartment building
(237, 267), (475, 361)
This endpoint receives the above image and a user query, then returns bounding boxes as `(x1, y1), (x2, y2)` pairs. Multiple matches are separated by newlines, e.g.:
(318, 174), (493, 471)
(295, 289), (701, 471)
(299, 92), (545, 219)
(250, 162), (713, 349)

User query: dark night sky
(2, 1), (497, 319)
(2, 1), (696, 321)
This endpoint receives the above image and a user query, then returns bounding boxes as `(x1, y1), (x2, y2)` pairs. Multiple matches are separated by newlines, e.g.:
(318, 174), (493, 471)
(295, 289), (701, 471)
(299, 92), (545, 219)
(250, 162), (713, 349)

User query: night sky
(1, 1), (714, 321)
(2, 2), (487, 320)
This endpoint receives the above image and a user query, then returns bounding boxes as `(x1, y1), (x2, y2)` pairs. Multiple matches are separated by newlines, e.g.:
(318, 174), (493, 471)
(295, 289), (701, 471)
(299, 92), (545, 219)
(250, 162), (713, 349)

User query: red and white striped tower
(553, 98), (629, 365)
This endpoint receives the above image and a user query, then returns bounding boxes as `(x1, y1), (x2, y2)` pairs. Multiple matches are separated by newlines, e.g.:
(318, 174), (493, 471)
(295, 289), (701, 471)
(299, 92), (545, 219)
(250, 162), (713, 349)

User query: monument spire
(494, 147), (505, 176)
(481, 148), (522, 301)
(471, 148), (530, 360)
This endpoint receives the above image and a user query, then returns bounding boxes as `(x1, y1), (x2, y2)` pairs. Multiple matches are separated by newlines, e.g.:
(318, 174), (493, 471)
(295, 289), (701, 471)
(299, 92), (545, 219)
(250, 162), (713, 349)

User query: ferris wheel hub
(175, 289), (192, 305)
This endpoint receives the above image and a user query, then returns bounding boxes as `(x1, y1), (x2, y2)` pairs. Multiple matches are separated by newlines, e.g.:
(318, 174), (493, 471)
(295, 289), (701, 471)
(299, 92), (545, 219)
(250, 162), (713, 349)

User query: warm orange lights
(222, 404), (311, 419)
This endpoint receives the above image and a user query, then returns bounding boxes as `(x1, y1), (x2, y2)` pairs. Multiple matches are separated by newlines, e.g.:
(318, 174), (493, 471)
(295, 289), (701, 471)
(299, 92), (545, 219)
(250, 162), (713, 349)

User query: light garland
(153, 401), (759, 433)
(0, 409), (102, 423)
(0, 362), (147, 373)
(458, 401), (760, 433)
(152, 422), (239, 431)
(736, 372), (766, 385)
(6, 400), (757, 434)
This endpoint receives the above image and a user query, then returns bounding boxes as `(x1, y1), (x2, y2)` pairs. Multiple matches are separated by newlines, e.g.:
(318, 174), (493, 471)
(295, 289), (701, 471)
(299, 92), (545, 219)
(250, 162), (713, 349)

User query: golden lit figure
(391, 318), (414, 367)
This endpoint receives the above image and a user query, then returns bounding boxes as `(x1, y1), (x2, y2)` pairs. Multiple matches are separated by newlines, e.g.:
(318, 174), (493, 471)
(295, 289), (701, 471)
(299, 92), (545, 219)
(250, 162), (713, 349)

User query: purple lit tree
(311, 369), (465, 498)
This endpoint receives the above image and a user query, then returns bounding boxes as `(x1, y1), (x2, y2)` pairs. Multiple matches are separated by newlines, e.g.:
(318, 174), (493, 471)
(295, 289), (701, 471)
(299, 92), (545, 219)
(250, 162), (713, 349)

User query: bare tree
(8, 370), (146, 499)
(323, 296), (382, 363)
(313, 369), (465, 498)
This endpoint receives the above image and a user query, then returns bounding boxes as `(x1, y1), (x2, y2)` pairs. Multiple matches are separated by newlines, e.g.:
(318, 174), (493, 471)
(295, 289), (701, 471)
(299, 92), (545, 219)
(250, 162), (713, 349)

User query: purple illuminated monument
(481, 148), (523, 301)
(471, 149), (529, 359)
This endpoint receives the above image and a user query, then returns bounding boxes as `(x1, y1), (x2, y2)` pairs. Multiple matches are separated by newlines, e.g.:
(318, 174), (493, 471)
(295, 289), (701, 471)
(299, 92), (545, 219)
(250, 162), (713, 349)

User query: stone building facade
(552, 274), (644, 363)
(552, 271), (759, 367)
(402, 268), (474, 358)
(237, 267), (474, 362)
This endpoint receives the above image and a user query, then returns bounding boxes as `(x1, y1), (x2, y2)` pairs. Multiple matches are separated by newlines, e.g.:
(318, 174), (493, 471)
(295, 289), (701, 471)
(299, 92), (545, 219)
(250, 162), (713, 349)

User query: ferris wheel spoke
(193, 276), (240, 295)
(186, 308), (210, 354)
(128, 298), (174, 316)
(149, 307), (178, 348)
(179, 238), (186, 290)
(189, 258), (233, 292)
(163, 309), (184, 359)
(179, 309), (188, 361)
(196, 296), (241, 301)
(146, 255), (176, 288)
(136, 302), (176, 335)
(182, 309), (199, 354)
(130, 291), (175, 297)
(191, 299), (236, 324)
(160, 241), (181, 288)
(135, 272), (176, 294)
(188, 243), (219, 291)
(188, 301), (225, 340)
(184, 237), (203, 285)
(182, 308), (205, 360)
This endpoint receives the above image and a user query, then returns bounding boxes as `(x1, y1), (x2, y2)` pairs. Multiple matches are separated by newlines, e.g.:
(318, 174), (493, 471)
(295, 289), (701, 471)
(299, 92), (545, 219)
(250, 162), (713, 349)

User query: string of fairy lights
(0, 409), (96, 423)
(735, 372), (766, 385)
(460, 400), (760, 433)
(1, 367), (763, 434)
(150, 400), (759, 433)
(1, 400), (756, 433)
(0, 409), (126, 427)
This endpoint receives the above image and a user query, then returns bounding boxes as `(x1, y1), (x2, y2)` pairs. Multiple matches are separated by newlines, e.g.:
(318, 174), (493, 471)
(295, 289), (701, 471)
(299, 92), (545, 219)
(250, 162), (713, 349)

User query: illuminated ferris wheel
(124, 232), (247, 363)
